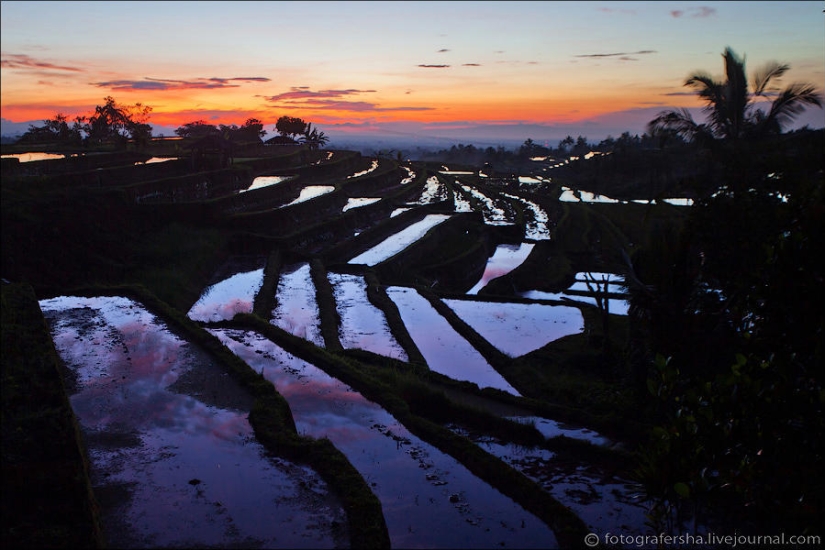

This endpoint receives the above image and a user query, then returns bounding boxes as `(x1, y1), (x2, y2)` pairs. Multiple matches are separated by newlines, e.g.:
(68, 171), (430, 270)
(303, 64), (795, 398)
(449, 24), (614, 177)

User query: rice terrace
(2, 4), (824, 549)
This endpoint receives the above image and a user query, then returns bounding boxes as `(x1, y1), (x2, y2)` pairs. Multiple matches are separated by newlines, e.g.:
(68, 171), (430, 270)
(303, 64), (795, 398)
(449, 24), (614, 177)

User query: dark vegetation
(2, 48), (824, 548)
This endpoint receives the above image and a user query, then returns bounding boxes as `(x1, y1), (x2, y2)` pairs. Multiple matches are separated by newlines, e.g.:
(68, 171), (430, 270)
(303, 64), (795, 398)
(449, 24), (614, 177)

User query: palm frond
(761, 83), (824, 134)
(722, 47), (749, 139)
(752, 61), (789, 96)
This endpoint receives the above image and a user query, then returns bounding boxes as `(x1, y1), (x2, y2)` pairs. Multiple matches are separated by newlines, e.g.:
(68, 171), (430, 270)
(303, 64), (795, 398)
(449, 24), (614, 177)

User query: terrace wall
(1, 151), (151, 177)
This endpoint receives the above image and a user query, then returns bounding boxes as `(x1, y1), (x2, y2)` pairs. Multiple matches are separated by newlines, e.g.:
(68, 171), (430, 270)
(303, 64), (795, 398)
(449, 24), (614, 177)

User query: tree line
(15, 97), (329, 150)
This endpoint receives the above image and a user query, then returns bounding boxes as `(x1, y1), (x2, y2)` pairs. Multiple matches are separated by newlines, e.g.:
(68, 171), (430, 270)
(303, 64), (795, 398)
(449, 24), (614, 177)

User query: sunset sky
(2, 0), (823, 143)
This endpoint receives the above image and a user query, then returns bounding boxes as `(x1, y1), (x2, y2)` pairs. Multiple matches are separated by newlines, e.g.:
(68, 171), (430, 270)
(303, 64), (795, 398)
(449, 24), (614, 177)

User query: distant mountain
(1, 117), (35, 138)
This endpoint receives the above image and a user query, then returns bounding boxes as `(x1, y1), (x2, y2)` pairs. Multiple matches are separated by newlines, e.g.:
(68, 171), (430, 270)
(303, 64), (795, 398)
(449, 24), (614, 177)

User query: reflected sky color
(503, 193), (552, 240)
(399, 166), (415, 184)
(38, 295), (345, 549)
(187, 267), (264, 322)
(519, 290), (630, 316)
(342, 197), (381, 212)
(443, 299), (584, 357)
(561, 186), (694, 206)
(281, 185), (335, 207)
(210, 328), (557, 549)
(447, 424), (648, 539)
(559, 187), (622, 204)
(386, 286), (520, 395)
(1, 152), (68, 162)
(468, 242), (535, 294)
(242, 175), (294, 193)
(460, 184), (513, 226)
(390, 207), (412, 217)
(134, 156), (179, 165)
(328, 271), (408, 360)
(412, 176), (449, 205)
(453, 186), (473, 212)
(523, 272), (631, 316)
(508, 416), (609, 446)
(348, 214), (452, 266)
(271, 263), (325, 347)
(347, 159), (379, 178)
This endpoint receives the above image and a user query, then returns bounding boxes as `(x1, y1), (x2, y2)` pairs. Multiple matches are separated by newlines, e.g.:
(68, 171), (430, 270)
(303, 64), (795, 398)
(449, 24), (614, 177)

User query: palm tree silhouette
(300, 123), (330, 151)
(648, 47), (821, 143)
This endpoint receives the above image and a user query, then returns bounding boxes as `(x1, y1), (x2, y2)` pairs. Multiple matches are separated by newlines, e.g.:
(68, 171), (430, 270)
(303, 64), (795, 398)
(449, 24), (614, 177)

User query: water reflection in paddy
(327, 272), (408, 360)
(519, 272), (630, 316)
(342, 197), (381, 212)
(210, 328), (558, 549)
(242, 175), (295, 193)
(502, 193), (552, 240)
(187, 267), (264, 322)
(281, 185), (335, 207)
(446, 424), (648, 541)
(386, 286), (520, 395)
(39, 295), (347, 549)
(412, 176), (449, 204)
(272, 263), (324, 347)
(467, 243), (535, 294)
(134, 157), (179, 165)
(1, 152), (71, 162)
(560, 186), (693, 206)
(507, 416), (609, 446)
(459, 184), (513, 226)
(519, 290), (631, 316)
(443, 299), (584, 358)
(348, 214), (452, 266)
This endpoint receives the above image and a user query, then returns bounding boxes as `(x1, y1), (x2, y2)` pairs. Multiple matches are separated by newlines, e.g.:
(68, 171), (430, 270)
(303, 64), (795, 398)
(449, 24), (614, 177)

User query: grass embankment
(1, 283), (104, 548)
(1, 174), (232, 311)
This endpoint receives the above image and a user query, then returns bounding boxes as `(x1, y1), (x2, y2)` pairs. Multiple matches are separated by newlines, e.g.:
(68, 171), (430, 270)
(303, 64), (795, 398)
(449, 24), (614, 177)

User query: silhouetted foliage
(16, 97), (153, 149)
(632, 46), (824, 535)
(85, 96), (153, 147)
(175, 120), (220, 139)
(17, 113), (84, 146)
(649, 47), (822, 144)
(299, 123), (329, 151)
(275, 116), (308, 139)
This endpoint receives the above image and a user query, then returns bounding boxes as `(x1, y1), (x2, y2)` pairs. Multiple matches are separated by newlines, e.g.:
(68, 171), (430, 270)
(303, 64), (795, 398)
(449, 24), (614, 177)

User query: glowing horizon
(2, 1), (823, 140)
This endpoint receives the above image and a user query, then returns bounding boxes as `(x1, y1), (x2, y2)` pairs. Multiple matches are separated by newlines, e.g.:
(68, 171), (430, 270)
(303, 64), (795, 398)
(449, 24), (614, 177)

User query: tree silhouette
(85, 96), (152, 146)
(631, 47), (825, 534)
(175, 120), (220, 139)
(18, 113), (83, 145)
(275, 116), (308, 140)
(299, 123), (329, 151)
(648, 47), (821, 143)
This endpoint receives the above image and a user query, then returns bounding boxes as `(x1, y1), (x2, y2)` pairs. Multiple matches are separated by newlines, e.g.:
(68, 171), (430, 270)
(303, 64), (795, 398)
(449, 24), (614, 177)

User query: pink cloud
(1, 53), (82, 72)
(94, 76), (270, 91)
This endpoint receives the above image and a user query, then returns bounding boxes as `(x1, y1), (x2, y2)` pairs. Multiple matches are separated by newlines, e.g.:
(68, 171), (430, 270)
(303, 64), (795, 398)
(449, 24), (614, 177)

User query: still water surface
(210, 328), (558, 549)
(39, 295), (347, 549)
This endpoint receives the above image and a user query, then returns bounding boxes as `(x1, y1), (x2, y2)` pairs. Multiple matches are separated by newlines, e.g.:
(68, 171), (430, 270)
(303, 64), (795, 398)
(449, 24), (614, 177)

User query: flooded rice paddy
(443, 299), (584, 358)
(467, 243), (535, 294)
(39, 295), (348, 549)
(271, 263), (325, 347)
(187, 266), (265, 323)
(209, 328), (558, 549)
(446, 424), (649, 540)
(242, 175), (295, 193)
(328, 271), (408, 360)
(348, 214), (452, 266)
(385, 286), (521, 395)
(30, 162), (655, 546)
